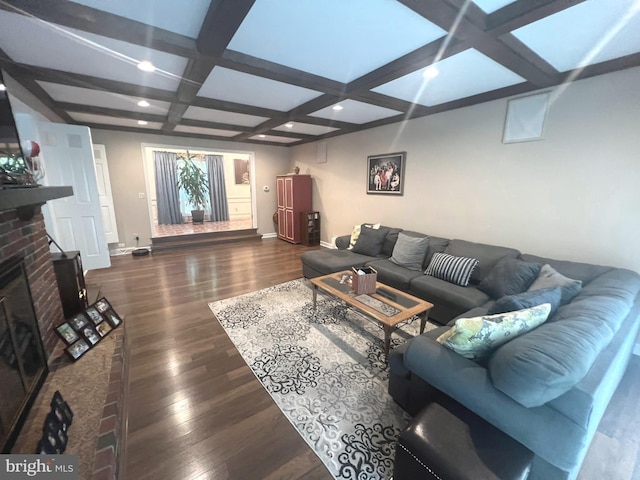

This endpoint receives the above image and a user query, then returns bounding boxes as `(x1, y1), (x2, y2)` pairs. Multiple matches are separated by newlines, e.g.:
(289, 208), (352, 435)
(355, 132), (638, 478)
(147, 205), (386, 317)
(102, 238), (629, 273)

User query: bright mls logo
(1, 455), (78, 479)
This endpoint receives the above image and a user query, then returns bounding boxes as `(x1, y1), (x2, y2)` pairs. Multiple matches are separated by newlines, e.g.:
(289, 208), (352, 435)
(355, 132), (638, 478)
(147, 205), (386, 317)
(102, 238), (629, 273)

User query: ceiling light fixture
(259, 134), (266, 138)
(422, 65), (440, 79)
(137, 61), (156, 72)
(137, 100), (150, 107)
(137, 120), (148, 125)
(332, 105), (343, 111)
(285, 123), (293, 128)
(0, 84), (6, 92)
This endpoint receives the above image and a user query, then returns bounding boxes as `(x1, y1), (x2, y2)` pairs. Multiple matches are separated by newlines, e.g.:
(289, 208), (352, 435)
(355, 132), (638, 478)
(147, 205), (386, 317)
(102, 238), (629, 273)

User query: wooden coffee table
(310, 270), (434, 359)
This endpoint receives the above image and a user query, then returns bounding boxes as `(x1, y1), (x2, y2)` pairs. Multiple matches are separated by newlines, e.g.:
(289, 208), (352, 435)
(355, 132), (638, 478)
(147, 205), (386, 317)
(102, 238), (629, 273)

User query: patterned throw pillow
(348, 223), (380, 250)
(436, 303), (552, 360)
(425, 252), (479, 287)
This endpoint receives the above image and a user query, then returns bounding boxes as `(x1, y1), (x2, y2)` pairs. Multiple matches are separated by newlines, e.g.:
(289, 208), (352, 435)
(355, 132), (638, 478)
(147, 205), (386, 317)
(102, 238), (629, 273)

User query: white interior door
(39, 123), (110, 271)
(92, 144), (119, 244)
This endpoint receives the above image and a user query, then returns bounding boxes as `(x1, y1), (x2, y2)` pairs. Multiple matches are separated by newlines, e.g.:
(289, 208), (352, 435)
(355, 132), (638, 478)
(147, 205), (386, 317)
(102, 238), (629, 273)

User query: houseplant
(177, 151), (208, 223)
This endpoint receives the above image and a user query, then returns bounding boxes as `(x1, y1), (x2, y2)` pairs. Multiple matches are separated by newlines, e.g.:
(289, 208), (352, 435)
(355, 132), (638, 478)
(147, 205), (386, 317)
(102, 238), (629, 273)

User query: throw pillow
(348, 223), (380, 250)
(487, 287), (563, 317)
(389, 232), (429, 271)
(436, 303), (551, 360)
(351, 225), (389, 256)
(425, 252), (479, 287)
(528, 264), (582, 305)
(478, 258), (542, 299)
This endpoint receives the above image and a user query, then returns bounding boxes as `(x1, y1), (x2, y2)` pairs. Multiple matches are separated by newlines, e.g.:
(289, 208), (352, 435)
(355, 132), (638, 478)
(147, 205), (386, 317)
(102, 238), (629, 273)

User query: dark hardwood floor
(87, 239), (331, 480)
(85, 239), (640, 480)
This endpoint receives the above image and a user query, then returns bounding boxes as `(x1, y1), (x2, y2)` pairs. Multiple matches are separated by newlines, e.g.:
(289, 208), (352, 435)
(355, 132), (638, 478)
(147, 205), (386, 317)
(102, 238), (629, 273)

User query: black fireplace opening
(0, 255), (48, 453)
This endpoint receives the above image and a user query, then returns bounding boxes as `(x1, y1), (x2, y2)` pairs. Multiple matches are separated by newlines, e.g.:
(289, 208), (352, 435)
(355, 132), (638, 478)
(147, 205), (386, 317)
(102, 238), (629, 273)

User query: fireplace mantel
(0, 186), (73, 219)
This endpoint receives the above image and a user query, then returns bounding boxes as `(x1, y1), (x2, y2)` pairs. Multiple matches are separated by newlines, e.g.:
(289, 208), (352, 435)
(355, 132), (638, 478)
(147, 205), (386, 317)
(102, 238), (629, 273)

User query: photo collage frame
(54, 297), (123, 362)
(35, 391), (73, 454)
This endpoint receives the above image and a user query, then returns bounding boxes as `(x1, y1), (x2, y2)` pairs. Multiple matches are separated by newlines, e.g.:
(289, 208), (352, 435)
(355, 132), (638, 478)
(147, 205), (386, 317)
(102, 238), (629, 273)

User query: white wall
(290, 67), (640, 273)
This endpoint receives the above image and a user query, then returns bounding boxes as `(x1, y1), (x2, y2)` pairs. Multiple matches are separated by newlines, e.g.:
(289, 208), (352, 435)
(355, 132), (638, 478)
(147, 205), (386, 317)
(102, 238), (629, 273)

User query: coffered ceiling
(0, 0), (639, 147)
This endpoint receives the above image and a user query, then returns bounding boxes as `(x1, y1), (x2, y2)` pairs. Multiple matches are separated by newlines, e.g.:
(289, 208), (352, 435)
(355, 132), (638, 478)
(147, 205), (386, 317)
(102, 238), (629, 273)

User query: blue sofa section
(300, 226), (640, 480)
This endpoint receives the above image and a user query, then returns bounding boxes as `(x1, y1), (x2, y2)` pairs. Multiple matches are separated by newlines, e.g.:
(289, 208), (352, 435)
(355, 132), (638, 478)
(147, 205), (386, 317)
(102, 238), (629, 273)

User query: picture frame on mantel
(367, 152), (405, 195)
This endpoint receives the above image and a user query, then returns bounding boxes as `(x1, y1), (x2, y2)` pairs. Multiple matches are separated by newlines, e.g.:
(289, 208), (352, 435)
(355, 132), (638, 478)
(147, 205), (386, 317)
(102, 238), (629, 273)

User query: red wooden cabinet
(276, 175), (312, 244)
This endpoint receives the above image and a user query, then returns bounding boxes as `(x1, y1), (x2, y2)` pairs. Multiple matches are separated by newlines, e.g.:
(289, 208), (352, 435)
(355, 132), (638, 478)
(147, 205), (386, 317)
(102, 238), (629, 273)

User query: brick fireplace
(0, 207), (65, 360)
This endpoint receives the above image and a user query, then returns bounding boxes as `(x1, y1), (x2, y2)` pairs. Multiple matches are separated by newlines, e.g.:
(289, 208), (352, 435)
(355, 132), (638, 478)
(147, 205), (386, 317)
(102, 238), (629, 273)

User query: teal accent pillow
(436, 303), (552, 361)
(528, 264), (582, 305)
(478, 258), (542, 299)
(389, 232), (429, 271)
(351, 225), (389, 256)
(488, 287), (563, 317)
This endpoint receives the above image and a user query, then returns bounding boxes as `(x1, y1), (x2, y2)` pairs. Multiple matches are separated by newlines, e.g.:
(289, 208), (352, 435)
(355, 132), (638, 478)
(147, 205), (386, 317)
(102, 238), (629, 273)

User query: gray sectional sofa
(300, 225), (640, 480)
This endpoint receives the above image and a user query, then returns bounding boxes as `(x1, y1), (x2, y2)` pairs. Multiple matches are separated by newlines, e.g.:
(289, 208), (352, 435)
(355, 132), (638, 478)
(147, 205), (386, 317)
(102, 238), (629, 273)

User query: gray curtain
(153, 151), (183, 225)
(206, 154), (229, 222)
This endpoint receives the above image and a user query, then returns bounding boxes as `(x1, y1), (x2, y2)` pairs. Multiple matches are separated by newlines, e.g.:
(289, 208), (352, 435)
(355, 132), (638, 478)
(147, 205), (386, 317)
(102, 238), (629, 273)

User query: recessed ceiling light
(285, 123), (293, 128)
(0, 84), (6, 92)
(422, 65), (440, 79)
(137, 61), (156, 72)
(137, 100), (150, 107)
(332, 105), (344, 111)
(259, 134), (266, 138)
(137, 120), (148, 125)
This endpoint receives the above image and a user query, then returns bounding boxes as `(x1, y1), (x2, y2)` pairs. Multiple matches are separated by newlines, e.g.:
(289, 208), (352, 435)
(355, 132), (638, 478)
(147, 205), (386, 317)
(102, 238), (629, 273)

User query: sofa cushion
(352, 225), (390, 256)
(424, 236), (450, 269)
(348, 223), (380, 249)
(436, 304), (551, 361)
(528, 264), (582, 305)
(381, 227), (403, 257)
(390, 232), (429, 271)
(520, 254), (613, 285)
(488, 269), (640, 408)
(478, 258), (542, 299)
(445, 239), (520, 284)
(425, 253), (478, 287)
(300, 249), (376, 276)
(366, 259), (424, 291)
(410, 275), (491, 312)
(488, 287), (563, 317)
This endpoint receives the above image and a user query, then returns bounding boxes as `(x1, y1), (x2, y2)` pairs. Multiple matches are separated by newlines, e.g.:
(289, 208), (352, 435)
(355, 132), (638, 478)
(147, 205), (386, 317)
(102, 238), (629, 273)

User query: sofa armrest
(335, 235), (351, 250)
(403, 335), (587, 471)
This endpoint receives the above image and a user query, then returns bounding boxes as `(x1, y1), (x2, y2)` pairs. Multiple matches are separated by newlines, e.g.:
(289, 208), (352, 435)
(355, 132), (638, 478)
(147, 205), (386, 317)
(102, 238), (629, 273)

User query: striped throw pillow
(425, 252), (479, 287)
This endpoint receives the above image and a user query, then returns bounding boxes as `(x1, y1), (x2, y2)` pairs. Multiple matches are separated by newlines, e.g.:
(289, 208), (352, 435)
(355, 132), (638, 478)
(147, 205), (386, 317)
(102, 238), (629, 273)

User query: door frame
(140, 143), (257, 237)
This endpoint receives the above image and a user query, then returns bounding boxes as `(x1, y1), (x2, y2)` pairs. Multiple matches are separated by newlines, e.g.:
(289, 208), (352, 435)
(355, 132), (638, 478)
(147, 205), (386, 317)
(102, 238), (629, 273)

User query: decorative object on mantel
(55, 298), (123, 362)
(22, 140), (45, 185)
(367, 152), (405, 196)
(294, 166), (300, 174)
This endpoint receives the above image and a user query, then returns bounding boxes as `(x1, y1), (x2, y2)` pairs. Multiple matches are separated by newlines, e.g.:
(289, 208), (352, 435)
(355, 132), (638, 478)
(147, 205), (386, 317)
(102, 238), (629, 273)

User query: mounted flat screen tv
(0, 69), (28, 186)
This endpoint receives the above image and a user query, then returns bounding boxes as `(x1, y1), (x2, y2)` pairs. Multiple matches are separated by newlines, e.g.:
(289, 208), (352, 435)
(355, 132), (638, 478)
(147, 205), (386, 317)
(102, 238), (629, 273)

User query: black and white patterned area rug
(209, 278), (429, 480)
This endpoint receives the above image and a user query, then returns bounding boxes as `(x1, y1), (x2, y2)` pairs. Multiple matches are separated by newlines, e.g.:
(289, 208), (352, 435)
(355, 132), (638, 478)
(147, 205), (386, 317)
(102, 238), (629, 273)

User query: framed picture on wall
(234, 159), (250, 184)
(367, 152), (405, 195)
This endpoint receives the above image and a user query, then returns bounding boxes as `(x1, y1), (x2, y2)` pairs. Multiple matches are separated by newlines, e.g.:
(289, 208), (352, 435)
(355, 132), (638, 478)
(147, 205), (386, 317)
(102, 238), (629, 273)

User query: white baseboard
(261, 232), (277, 239)
(320, 240), (335, 249)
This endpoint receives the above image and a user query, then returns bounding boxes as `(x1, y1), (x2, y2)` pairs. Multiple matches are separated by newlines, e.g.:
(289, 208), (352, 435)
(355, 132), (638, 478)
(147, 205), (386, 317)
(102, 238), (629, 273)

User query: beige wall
(290, 67), (640, 273)
(90, 129), (290, 247)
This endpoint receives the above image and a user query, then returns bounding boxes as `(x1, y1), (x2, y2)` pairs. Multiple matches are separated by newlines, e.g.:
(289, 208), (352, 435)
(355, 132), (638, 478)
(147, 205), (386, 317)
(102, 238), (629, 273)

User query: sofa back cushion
(527, 264), (582, 305)
(424, 236), (450, 270)
(478, 258), (542, 299)
(488, 268), (640, 407)
(445, 240), (520, 284)
(380, 227), (403, 257)
(352, 225), (390, 256)
(520, 254), (612, 285)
